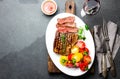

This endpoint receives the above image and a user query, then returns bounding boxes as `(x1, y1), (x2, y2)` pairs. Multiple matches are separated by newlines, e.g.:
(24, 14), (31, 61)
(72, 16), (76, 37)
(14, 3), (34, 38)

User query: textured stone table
(0, 0), (120, 79)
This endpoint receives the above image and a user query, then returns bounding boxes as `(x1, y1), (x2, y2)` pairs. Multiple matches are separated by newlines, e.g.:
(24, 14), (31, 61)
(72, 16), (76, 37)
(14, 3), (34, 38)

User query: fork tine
(103, 18), (108, 37)
(102, 18), (106, 37)
(102, 25), (105, 37)
(102, 18), (110, 41)
(103, 18), (106, 36)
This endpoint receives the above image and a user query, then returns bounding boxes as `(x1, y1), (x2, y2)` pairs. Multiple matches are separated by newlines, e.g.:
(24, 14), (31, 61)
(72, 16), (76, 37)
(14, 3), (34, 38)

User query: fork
(102, 19), (116, 77)
(101, 19), (108, 78)
(101, 40), (107, 78)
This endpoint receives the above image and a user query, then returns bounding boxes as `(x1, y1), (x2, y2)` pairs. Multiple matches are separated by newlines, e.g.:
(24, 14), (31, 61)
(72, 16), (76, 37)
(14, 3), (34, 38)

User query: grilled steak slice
(53, 16), (78, 55)
(57, 27), (78, 33)
(53, 31), (78, 55)
(57, 16), (75, 24)
(56, 22), (76, 28)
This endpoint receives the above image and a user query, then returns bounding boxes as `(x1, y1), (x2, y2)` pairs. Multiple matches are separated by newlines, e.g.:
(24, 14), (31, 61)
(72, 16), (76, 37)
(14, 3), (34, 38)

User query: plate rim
(45, 13), (95, 76)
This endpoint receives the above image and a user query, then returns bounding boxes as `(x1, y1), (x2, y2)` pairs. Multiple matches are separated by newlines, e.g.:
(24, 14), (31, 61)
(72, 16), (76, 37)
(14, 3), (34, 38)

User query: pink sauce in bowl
(41, 0), (57, 15)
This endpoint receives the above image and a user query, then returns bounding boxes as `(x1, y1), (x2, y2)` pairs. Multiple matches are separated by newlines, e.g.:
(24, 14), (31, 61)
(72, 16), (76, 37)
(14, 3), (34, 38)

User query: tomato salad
(60, 26), (91, 71)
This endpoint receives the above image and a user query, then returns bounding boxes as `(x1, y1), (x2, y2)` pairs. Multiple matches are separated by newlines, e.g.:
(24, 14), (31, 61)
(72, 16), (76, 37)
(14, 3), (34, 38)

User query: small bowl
(41, 0), (57, 15)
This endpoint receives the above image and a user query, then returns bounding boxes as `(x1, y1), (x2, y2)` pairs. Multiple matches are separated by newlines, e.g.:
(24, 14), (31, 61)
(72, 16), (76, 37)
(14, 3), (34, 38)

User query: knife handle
(101, 53), (107, 78)
(107, 51), (116, 77)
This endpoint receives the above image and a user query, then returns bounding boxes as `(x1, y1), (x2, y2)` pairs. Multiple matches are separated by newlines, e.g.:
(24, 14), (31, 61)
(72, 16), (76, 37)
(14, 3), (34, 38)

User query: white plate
(45, 13), (95, 76)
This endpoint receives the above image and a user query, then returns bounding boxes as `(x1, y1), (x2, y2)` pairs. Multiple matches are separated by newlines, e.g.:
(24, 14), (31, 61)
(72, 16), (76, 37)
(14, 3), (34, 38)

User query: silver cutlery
(101, 48), (107, 78)
(102, 19), (116, 77)
(101, 20), (107, 78)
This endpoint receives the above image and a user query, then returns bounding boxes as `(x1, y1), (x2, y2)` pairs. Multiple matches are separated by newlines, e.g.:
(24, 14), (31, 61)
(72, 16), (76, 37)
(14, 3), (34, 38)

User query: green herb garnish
(61, 34), (65, 43)
(72, 58), (76, 64)
(78, 27), (86, 40)
(85, 25), (89, 30)
(85, 66), (89, 71)
(62, 45), (66, 53)
(78, 28), (83, 34)
(62, 59), (67, 63)
(82, 36), (86, 40)
(78, 35), (86, 40)
(61, 34), (66, 53)
(83, 51), (88, 56)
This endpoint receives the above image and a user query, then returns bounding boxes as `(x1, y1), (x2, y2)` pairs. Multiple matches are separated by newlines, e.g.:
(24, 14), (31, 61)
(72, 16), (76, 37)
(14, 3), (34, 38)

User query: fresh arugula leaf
(78, 35), (86, 40)
(85, 25), (89, 30)
(78, 35), (82, 39)
(78, 28), (83, 34)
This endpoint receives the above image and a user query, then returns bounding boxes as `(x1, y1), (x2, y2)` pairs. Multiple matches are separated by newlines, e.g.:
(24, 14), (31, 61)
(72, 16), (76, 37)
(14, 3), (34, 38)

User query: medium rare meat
(56, 22), (76, 28)
(53, 16), (78, 55)
(53, 32), (78, 55)
(57, 16), (75, 24)
(57, 27), (78, 33)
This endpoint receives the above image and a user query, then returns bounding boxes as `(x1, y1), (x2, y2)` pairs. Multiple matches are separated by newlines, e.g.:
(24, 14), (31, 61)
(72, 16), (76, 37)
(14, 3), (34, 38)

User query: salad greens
(78, 27), (86, 40)
(85, 25), (89, 30)
(78, 25), (89, 40)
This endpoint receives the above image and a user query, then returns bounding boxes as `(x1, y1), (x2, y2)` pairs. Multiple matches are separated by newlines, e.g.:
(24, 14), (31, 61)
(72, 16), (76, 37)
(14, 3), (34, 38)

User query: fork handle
(107, 51), (116, 77)
(101, 53), (107, 78)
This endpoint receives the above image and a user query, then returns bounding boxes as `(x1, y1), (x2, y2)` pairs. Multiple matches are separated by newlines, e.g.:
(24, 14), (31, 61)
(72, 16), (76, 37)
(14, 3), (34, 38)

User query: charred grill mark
(53, 32), (78, 55)
(53, 16), (78, 55)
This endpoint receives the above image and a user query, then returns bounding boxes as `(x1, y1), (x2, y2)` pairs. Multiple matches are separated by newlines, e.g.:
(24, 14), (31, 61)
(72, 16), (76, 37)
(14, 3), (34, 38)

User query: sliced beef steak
(57, 16), (75, 24)
(56, 22), (76, 28)
(53, 16), (78, 55)
(57, 27), (78, 33)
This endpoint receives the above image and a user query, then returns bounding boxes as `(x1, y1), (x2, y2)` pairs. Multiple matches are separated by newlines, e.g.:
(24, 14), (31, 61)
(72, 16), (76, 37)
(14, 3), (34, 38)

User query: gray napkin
(94, 21), (120, 74)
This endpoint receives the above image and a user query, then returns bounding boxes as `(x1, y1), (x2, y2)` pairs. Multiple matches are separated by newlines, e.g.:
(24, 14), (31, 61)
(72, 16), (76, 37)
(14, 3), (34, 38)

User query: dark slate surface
(0, 0), (120, 79)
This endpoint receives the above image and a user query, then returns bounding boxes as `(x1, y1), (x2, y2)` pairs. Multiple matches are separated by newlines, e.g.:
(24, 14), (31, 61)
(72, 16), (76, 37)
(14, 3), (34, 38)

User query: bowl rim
(41, 0), (57, 15)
